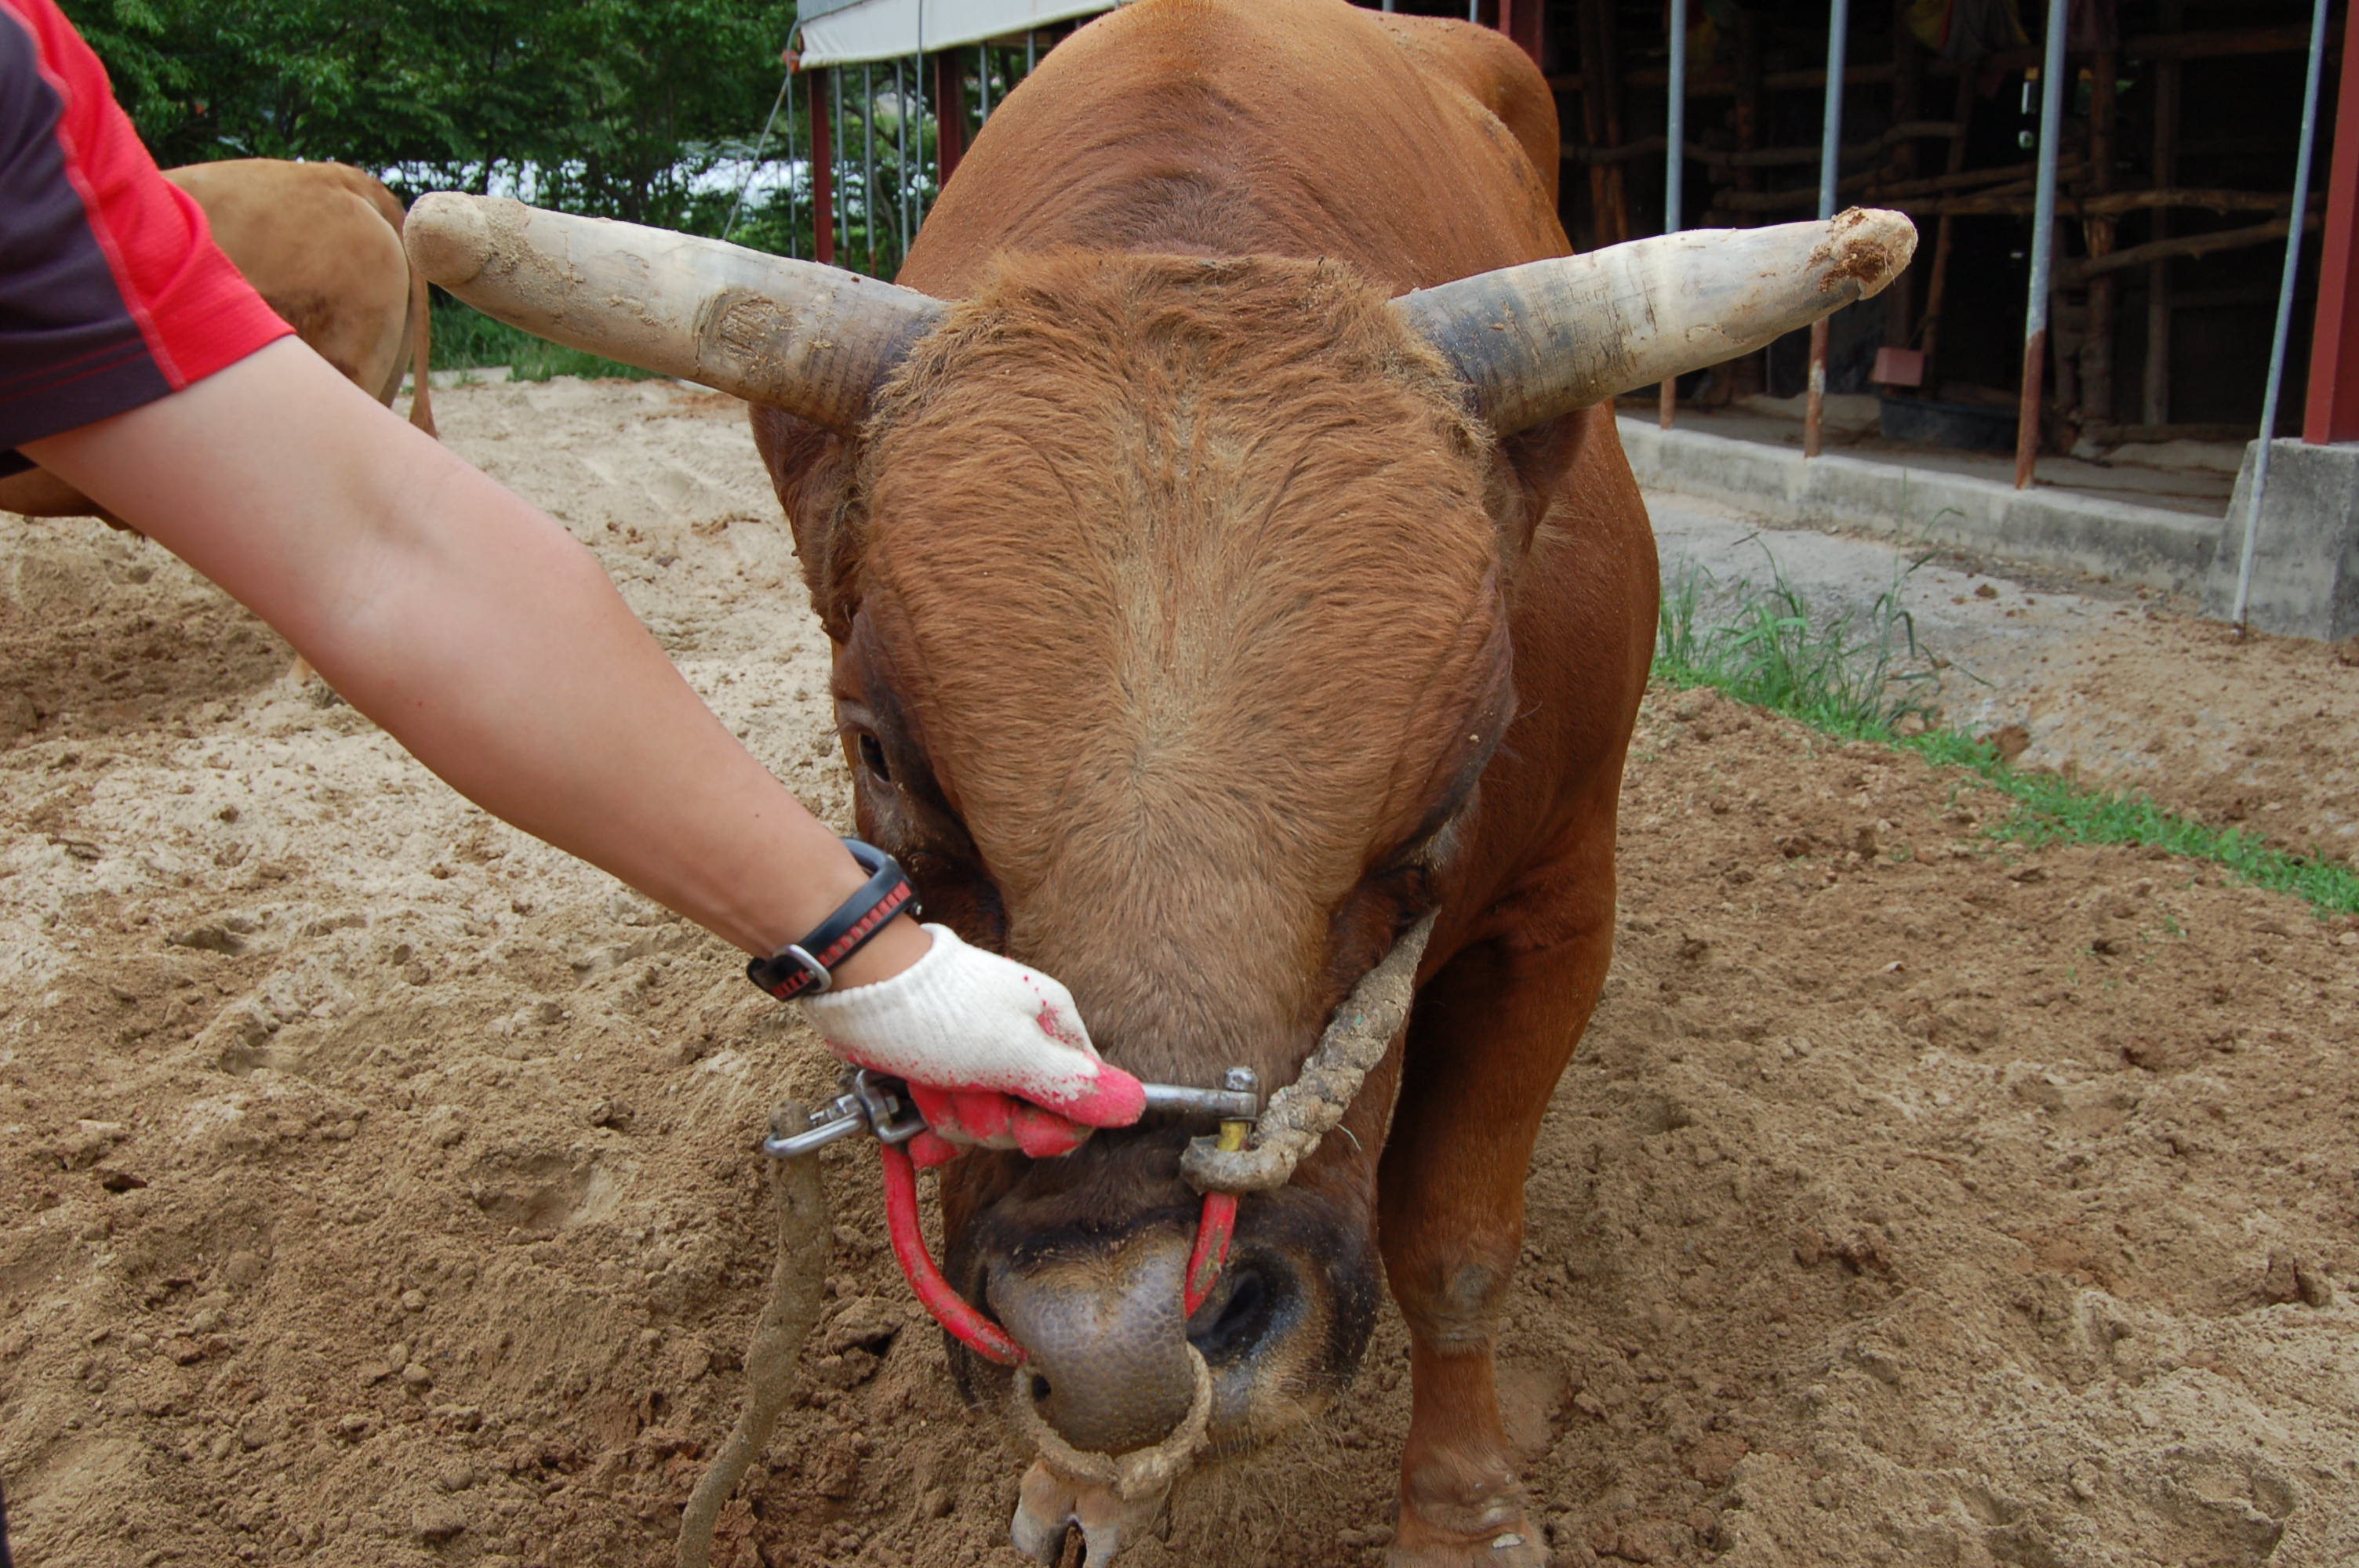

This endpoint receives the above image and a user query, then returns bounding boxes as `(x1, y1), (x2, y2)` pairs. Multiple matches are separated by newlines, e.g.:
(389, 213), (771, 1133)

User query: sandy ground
(1652, 495), (2359, 867)
(2, 380), (2354, 1568)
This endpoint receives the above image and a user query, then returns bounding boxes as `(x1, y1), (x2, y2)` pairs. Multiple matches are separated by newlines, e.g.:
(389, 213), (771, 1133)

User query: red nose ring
(878, 1115), (1252, 1366)
(879, 1142), (1029, 1365)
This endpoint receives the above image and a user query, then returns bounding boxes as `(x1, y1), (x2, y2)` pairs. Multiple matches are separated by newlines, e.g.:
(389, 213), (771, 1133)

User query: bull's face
(405, 189), (1910, 1539)
(820, 252), (1526, 1457)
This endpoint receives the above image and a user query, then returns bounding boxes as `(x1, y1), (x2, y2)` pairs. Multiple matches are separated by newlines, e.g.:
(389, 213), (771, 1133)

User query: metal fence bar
(862, 63), (878, 273)
(723, 63), (792, 242)
(1659, 0), (1688, 430)
(2230, 0), (2335, 630)
(979, 44), (993, 121)
(2013, 0), (2070, 489)
(1803, 0), (1850, 459)
(811, 67), (834, 266)
(896, 56), (912, 268)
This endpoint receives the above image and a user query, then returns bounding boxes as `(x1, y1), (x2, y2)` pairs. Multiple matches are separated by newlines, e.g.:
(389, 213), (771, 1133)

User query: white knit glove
(801, 923), (1145, 1166)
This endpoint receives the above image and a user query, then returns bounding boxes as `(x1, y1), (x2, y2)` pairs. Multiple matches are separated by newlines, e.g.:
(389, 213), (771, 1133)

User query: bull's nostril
(1190, 1266), (1271, 1362)
(1030, 1374), (1053, 1403)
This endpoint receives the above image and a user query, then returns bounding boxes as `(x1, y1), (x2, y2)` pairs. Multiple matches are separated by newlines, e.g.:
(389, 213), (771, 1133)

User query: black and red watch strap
(747, 839), (918, 1000)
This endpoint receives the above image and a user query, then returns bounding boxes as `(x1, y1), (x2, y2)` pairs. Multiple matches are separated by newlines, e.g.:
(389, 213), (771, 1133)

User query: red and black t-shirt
(0, 0), (289, 474)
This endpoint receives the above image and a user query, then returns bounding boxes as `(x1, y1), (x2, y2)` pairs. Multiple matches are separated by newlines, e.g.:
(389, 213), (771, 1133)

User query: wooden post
(1575, 0), (1630, 246)
(932, 51), (967, 192)
(2080, 49), (2120, 434)
(1883, 0), (1925, 350)
(2145, 2), (2183, 426)
(2303, 0), (2359, 443)
(1499, 0), (1543, 67)
(811, 67), (834, 267)
(1917, 74), (1976, 390)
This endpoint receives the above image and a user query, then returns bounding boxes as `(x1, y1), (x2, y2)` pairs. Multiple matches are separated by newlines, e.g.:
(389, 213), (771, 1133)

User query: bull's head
(408, 198), (1910, 1554)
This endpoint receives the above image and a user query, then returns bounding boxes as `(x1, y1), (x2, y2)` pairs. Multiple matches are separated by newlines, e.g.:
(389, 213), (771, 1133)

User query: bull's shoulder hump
(1364, 13), (1558, 198)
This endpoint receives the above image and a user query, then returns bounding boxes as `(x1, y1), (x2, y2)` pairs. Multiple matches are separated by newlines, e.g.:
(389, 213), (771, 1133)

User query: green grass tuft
(1655, 558), (2359, 918)
(1656, 554), (1940, 741)
(429, 298), (667, 385)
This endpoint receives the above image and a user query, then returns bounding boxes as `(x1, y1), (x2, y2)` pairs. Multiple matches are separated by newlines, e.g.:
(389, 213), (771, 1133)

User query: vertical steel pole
(2230, 0), (2333, 631)
(723, 66), (791, 242)
(832, 64), (847, 268)
(811, 68), (834, 267)
(861, 63), (877, 274)
(1469, 1), (1481, 22)
(979, 44), (993, 120)
(1660, 0), (1688, 429)
(1803, 0), (1849, 459)
(1027, 31), (1037, 75)
(2013, 0), (2070, 489)
(896, 57), (912, 270)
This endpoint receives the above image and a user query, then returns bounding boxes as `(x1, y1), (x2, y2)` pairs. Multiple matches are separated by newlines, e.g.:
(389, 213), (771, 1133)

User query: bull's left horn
(404, 194), (944, 434)
(1394, 207), (1917, 436)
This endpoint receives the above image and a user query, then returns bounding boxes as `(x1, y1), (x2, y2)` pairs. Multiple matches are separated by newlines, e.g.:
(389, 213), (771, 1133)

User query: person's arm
(28, 337), (918, 973)
(24, 339), (1143, 1148)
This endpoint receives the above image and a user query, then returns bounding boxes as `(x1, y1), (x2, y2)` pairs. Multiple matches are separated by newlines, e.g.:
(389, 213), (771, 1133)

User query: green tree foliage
(58, 0), (795, 229)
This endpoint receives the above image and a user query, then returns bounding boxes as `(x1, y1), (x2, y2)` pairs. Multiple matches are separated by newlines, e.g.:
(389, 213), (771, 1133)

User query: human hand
(800, 924), (1144, 1167)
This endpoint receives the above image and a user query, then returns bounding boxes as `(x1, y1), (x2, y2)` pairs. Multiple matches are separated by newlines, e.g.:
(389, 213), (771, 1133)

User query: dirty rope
(1009, 1345), (1217, 1504)
(678, 1102), (832, 1568)
(1178, 913), (1435, 1196)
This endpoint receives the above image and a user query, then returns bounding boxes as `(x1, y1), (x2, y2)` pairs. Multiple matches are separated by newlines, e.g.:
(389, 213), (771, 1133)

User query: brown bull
(0, 158), (434, 520)
(405, 1), (1911, 1561)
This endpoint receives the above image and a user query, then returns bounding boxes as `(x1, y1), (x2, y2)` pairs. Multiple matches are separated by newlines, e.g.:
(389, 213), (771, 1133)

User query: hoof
(1010, 1458), (1169, 1567)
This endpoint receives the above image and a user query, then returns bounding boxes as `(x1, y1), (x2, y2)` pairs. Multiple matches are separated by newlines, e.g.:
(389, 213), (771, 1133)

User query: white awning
(796, 0), (1129, 68)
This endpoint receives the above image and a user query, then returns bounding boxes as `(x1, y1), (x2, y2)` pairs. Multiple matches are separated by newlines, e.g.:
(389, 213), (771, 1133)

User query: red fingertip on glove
(1012, 1103), (1090, 1159)
(1037, 1063), (1147, 1129)
(908, 1130), (961, 1169)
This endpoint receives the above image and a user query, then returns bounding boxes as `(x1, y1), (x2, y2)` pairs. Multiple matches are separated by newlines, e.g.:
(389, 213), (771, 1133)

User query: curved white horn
(1394, 207), (1917, 436)
(405, 194), (945, 434)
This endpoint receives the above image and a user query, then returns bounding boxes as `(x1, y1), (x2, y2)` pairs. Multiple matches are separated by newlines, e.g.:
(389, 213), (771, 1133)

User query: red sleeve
(0, 0), (289, 452)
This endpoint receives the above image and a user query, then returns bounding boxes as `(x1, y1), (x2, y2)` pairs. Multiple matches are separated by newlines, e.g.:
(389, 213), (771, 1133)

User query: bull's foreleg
(1376, 860), (1615, 1568)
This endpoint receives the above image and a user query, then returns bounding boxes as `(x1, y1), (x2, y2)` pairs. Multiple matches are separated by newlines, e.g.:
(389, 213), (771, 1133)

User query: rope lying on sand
(678, 1102), (832, 1568)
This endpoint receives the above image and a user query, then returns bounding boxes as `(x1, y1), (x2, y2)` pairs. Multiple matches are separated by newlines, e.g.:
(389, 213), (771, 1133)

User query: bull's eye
(857, 732), (892, 784)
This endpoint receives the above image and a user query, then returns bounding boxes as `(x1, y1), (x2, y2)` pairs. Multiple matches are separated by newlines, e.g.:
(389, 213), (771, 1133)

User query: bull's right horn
(1394, 207), (1917, 436)
(404, 194), (944, 434)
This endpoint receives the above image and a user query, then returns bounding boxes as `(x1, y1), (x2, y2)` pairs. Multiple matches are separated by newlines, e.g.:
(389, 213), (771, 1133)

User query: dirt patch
(2, 381), (2354, 1568)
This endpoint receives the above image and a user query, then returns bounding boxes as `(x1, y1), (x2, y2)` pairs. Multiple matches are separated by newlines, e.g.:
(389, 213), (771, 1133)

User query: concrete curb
(1617, 416), (2222, 596)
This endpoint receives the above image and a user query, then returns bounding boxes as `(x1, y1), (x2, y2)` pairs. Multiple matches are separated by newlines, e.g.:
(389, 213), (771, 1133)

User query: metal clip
(761, 1069), (925, 1158)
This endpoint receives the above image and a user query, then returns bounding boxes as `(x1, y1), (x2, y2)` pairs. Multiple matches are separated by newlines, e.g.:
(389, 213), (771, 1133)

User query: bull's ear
(1485, 412), (1594, 562)
(1395, 209), (1914, 437)
(751, 407), (864, 643)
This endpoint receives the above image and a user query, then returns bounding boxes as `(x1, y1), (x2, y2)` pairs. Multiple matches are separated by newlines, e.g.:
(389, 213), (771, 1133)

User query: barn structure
(769, 1), (2359, 639)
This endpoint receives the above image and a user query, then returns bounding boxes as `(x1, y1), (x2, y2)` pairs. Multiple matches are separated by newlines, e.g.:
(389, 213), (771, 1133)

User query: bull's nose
(989, 1234), (1196, 1455)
